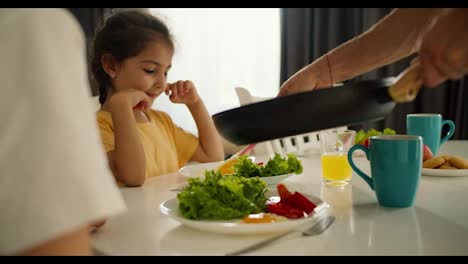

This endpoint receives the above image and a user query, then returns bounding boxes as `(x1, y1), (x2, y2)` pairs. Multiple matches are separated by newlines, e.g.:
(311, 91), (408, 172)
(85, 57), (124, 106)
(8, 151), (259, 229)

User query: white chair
(235, 87), (327, 157)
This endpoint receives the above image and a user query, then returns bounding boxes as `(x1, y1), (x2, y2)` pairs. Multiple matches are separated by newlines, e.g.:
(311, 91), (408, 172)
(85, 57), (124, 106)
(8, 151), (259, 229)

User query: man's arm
(329, 8), (443, 82)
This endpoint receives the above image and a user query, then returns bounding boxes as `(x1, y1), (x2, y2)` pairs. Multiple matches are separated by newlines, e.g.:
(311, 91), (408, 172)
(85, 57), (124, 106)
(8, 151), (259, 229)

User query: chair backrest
(235, 87), (325, 157)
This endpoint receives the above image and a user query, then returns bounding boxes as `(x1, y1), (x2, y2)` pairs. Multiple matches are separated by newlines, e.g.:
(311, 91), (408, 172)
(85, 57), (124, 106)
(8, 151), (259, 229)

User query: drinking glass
(319, 129), (356, 186)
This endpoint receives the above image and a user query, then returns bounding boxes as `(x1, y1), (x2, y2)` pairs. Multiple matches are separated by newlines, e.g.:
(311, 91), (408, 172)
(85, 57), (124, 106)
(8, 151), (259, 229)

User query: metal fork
(225, 215), (335, 256)
(302, 215), (335, 236)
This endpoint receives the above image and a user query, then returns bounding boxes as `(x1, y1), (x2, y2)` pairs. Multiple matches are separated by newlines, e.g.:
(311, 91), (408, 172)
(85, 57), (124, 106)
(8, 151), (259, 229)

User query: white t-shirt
(0, 9), (127, 254)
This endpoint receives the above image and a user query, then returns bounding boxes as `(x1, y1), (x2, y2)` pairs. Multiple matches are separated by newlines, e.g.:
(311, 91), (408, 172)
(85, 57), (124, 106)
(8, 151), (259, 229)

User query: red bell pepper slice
(267, 202), (305, 219)
(276, 183), (291, 201)
(284, 192), (316, 214)
(275, 183), (317, 215)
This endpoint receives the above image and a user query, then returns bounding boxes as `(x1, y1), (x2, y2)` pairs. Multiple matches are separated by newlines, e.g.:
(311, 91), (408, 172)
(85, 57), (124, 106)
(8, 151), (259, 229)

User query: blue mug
(347, 135), (423, 208)
(406, 113), (455, 155)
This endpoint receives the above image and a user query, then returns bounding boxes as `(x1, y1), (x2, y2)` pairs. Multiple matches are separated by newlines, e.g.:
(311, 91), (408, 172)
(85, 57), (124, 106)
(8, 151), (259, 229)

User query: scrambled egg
(242, 213), (288, 224)
(217, 157), (240, 175)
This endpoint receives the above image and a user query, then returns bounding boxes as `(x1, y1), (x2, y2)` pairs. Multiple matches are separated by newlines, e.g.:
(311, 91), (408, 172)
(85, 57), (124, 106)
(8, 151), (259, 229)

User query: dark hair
(91, 10), (174, 105)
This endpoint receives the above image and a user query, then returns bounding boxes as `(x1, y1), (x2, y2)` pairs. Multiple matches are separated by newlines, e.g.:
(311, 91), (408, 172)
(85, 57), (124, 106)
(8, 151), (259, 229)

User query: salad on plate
(160, 172), (328, 235)
(179, 153), (304, 186)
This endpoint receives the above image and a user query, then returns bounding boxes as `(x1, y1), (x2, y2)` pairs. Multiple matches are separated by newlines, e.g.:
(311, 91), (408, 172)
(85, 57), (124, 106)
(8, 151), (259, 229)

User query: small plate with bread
(422, 154), (468, 177)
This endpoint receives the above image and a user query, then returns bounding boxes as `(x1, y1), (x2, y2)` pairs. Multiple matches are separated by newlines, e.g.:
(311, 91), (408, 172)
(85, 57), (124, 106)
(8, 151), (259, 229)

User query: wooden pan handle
(388, 63), (423, 103)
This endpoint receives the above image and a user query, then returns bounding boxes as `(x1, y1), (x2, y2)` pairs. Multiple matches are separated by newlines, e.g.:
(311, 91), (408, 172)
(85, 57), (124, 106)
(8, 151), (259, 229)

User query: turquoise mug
(347, 135), (423, 208)
(406, 113), (455, 155)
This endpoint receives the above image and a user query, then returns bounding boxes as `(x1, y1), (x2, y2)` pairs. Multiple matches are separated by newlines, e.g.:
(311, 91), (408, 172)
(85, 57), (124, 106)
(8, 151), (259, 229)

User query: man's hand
(278, 55), (333, 96)
(416, 8), (468, 88)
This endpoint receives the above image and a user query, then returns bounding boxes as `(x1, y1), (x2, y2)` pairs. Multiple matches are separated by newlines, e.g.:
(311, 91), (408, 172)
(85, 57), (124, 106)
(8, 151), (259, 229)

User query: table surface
(92, 140), (468, 255)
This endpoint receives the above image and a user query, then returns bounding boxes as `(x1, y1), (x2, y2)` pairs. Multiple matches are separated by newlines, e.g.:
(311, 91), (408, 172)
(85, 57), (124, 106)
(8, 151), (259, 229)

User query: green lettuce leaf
(354, 128), (396, 144)
(355, 130), (368, 145)
(383, 128), (396, 135)
(177, 171), (267, 220)
(233, 153), (303, 178)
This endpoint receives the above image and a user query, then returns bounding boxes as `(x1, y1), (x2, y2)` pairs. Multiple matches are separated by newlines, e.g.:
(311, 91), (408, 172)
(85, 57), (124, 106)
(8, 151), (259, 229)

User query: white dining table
(92, 140), (468, 255)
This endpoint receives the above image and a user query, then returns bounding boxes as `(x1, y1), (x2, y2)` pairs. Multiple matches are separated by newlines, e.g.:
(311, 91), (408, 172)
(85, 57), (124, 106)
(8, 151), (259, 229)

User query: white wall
(150, 8), (281, 135)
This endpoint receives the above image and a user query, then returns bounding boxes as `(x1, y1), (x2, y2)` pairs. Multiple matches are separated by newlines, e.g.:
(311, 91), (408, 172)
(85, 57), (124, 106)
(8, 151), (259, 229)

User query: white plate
(160, 190), (329, 235)
(178, 161), (222, 178)
(422, 168), (468, 177)
(259, 173), (294, 186)
(178, 157), (295, 186)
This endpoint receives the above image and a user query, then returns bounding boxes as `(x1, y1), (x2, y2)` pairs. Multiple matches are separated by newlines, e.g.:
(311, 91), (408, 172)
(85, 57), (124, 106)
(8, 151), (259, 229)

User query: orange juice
(321, 152), (352, 182)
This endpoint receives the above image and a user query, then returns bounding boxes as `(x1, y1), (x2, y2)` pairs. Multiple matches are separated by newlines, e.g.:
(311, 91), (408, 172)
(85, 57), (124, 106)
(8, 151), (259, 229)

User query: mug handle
(440, 120), (455, 146)
(347, 145), (374, 190)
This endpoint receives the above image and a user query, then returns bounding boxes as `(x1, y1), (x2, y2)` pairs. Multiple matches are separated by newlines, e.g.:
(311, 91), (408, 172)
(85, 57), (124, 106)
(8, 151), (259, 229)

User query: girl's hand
(108, 89), (152, 112)
(166, 80), (200, 105)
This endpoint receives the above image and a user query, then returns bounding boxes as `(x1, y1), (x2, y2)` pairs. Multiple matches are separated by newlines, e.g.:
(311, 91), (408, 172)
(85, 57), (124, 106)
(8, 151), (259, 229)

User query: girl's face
(111, 40), (173, 104)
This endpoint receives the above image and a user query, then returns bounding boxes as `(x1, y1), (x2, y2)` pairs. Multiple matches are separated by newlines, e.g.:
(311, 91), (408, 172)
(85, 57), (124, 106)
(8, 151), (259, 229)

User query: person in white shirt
(0, 8), (127, 255)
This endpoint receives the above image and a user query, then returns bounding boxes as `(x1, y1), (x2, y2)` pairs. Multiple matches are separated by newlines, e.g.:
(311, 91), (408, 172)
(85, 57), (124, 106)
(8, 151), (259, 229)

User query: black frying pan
(213, 65), (422, 145)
